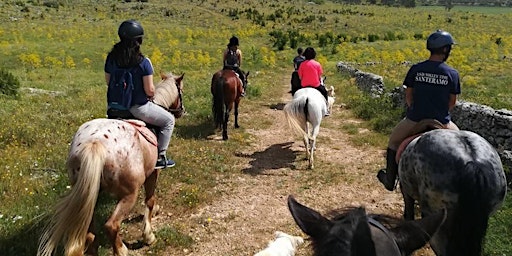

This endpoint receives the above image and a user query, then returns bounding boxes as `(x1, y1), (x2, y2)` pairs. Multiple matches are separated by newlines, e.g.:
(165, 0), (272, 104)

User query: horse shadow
(178, 119), (218, 140)
(239, 142), (299, 175)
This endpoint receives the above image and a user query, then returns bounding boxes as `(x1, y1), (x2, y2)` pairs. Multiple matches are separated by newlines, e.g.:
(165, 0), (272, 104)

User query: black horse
(288, 195), (446, 256)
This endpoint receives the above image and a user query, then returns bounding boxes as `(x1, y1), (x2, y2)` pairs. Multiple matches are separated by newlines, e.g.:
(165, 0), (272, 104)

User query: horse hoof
(153, 204), (160, 216)
(235, 124), (240, 128)
(144, 233), (157, 245)
(117, 243), (129, 256)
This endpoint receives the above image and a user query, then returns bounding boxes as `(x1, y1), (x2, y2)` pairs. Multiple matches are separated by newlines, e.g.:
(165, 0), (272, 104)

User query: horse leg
(105, 192), (138, 256)
(142, 170), (159, 245)
(309, 137), (315, 169)
(234, 100), (240, 129)
(303, 122), (310, 161)
(309, 124), (320, 170)
(85, 215), (99, 256)
(222, 109), (229, 140)
(401, 188), (415, 220)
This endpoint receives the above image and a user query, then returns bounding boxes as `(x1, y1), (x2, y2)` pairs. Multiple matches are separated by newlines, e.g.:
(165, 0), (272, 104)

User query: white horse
(283, 86), (327, 169)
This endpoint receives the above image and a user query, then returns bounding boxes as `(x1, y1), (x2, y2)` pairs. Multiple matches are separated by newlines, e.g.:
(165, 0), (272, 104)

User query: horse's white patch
(254, 231), (304, 256)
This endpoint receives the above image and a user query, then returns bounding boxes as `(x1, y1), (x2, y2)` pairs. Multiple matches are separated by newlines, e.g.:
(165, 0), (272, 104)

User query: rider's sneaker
(155, 156), (176, 169)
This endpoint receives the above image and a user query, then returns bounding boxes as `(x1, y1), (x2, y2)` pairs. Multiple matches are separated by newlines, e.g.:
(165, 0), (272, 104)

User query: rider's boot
(377, 148), (398, 191)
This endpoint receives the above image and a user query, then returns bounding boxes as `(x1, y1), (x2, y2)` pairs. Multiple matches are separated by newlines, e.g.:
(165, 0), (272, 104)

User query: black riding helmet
(426, 30), (455, 50)
(118, 20), (144, 41)
(228, 36), (239, 47)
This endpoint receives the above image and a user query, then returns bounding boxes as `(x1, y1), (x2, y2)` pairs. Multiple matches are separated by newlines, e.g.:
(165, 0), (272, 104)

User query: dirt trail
(149, 76), (434, 255)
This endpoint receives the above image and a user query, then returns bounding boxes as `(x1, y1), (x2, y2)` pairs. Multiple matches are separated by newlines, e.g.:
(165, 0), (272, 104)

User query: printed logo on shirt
(415, 72), (449, 85)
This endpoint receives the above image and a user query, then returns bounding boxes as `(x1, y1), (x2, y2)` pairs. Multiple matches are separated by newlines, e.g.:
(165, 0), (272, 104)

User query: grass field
(0, 0), (511, 255)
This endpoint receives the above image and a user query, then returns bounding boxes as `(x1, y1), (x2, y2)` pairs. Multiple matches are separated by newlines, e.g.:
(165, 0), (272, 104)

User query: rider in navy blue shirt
(377, 30), (461, 191)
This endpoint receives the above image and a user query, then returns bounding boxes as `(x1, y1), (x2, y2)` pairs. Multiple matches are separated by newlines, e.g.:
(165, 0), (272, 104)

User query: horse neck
(153, 80), (177, 108)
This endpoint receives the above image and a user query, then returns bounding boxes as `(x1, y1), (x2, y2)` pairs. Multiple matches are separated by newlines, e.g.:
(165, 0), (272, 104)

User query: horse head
(287, 195), (445, 256)
(154, 72), (185, 118)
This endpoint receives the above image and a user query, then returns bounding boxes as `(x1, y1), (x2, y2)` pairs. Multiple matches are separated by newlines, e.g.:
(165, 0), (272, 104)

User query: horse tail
(38, 141), (106, 256)
(284, 97), (311, 139)
(212, 76), (225, 129)
(448, 161), (494, 256)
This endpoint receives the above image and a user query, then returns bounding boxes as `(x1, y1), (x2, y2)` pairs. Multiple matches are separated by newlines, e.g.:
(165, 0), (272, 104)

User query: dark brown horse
(211, 69), (249, 140)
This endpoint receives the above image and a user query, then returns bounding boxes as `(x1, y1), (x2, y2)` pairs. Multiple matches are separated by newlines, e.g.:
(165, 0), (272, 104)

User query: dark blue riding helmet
(118, 20), (144, 41)
(228, 36), (239, 47)
(426, 30), (456, 50)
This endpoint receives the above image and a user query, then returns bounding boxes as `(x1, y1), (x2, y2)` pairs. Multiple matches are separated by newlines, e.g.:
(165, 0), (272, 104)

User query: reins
(367, 217), (401, 255)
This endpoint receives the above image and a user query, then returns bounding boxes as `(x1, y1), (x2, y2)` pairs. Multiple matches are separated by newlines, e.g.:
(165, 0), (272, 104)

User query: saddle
(107, 109), (158, 147)
(396, 119), (446, 163)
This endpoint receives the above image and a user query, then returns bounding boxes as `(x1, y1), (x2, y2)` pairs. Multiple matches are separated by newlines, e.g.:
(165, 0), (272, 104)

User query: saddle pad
(124, 119), (158, 147)
(396, 134), (422, 164)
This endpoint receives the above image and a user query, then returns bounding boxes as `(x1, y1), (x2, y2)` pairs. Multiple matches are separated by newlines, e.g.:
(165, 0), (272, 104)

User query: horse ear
(391, 209), (446, 254)
(352, 211), (377, 256)
(287, 195), (332, 239)
(245, 71), (250, 77)
(177, 73), (185, 83)
(160, 72), (166, 80)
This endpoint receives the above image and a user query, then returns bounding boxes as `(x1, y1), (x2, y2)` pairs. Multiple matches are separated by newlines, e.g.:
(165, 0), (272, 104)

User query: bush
(0, 69), (20, 99)
(368, 34), (379, 42)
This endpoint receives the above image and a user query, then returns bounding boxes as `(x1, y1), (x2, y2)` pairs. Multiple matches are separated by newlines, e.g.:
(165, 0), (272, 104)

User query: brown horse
(211, 69), (249, 140)
(37, 72), (184, 256)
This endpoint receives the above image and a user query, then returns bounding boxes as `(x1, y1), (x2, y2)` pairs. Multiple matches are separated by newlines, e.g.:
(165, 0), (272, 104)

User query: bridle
(367, 217), (401, 255)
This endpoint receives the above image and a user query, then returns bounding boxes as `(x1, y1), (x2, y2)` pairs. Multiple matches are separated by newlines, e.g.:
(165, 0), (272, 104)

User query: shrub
(0, 69), (20, 99)
(368, 34), (380, 42)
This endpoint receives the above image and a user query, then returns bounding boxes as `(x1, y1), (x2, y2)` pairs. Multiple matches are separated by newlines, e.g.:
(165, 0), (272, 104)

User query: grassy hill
(0, 0), (510, 255)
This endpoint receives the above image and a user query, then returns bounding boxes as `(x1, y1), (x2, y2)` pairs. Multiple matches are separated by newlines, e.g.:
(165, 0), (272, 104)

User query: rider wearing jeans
(297, 47), (329, 115)
(105, 20), (176, 169)
(377, 30), (461, 191)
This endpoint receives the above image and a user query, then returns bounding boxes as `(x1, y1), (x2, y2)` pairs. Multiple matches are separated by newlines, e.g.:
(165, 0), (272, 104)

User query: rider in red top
(297, 47), (329, 114)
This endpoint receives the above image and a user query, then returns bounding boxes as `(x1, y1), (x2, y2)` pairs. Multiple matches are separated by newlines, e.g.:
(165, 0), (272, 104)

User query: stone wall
(337, 61), (512, 171)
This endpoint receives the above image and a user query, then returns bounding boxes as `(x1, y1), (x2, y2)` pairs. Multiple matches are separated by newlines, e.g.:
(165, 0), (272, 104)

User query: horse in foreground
(287, 195), (446, 256)
(37, 72), (185, 256)
(398, 129), (507, 256)
(283, 85), (327, 169)
(211, 69), (249, 140)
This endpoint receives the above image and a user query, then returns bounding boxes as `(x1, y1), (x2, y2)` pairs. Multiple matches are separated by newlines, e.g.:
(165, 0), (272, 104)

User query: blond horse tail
(37, 140), (106, 256)
(284, 98), (311, 140)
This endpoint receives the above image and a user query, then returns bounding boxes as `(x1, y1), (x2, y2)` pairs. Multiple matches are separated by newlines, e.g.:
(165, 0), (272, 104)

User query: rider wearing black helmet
(223, 36), (247, 96)
(118, 20), (144, 41)
(105, 20), (176, 169)
(377, 30), (461, 191)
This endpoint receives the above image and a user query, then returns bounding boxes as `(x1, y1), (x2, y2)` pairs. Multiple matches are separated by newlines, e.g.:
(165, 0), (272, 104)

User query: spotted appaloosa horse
(288, 195), (446, 256)
(398, 129), (507, 256)
(37, 72), (184, 256)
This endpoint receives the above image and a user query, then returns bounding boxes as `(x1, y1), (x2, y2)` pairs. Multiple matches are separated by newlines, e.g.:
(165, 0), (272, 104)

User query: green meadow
(0, 0), (511, 255)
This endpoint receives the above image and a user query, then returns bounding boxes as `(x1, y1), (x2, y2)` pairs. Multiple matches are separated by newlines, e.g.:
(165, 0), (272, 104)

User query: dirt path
(151, 76), (434, 255)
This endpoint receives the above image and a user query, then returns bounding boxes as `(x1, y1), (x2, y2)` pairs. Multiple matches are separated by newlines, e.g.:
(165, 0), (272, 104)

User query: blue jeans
(130, 102), (175, 155)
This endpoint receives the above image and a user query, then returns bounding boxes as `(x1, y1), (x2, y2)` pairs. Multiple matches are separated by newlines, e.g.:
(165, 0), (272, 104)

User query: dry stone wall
(337, 62), (512, 171)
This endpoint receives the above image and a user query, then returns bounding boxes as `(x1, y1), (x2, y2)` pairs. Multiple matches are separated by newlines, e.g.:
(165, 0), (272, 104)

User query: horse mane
(153, 72), (179, 108)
